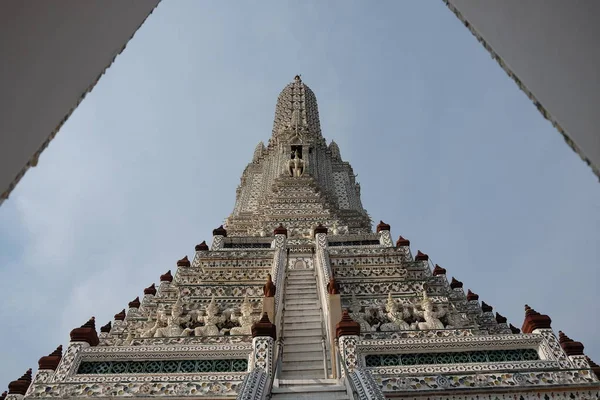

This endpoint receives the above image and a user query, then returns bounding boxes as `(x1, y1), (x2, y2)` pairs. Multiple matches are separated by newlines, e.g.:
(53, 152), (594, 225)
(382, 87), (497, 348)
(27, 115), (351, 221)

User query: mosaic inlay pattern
(365, 349), (539, 367)
(77, 359), (248, 374)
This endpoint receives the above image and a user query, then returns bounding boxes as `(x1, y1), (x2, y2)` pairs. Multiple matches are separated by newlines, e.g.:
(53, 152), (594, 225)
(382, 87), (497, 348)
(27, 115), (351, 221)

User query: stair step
(282, 343), (322, 353)
(284, 321), (321, 330)
(277, 378), (340, 386)
(285, 285), (317, 291)
(271, 392), (348, 400)
(279, 371), (328, 380)
(282, 350), (323, 362)
(285, 309), (321, 317)
(284, 336), (323, 346)
(285, 305), (320, 312)
(282, 359), (326, 372)
(284, 290), (318, 297)
(284, 314), (322, 323)
(272, 386), (347, 394)
(284, 329), (322, 338)
(285, 299), (319, 306)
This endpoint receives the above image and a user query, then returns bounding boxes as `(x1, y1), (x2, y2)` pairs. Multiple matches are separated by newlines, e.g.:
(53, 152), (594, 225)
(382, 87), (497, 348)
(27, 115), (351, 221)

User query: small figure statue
(153, 298), (192, 338)
(445, 303), (469, 329)
(263, 274), (276, 297)
(194, 296), (225, 336)
(349, 294), (374, 333)
(288, 149), (305, 177)
(379, 293), (412, 331)
(230, 296), (259, 335)
(413, 292), (446, 330)
(141, 311), (167, 338)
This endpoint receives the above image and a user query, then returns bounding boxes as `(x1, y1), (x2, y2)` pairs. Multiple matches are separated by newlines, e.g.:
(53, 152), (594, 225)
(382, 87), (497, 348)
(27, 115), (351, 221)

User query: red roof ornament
(274, 224), (288, 236)
(212, 225), (227, 237)
(327, 277), (340, 295)
(432, 264), (446, 276)
(38, 345), (63, 370)
(376, 220), (390, 232)
(481, 302), (493, 313)
(466, 289), (479, 301)
(396, 236), (410, 247)
(313, 224), (328, 236)
(521, 305), (552, 333)
(8, 368), (32, 395)
(177, 256), (191, 267)
(144, 283), (157, 296)
(336, 309), (361, 338)
(495, 312), (507, 324)
(251, 312), (277, 339)
(415, 250), (429, 261)
(195, 241), (209, 251)
(509, 324), (521, 334)
(263, 274), (276, 297)
(160, 270), (173, 283)
(450, 277), (463, 289)
(558, 331), (585, 356)
(69, 317), (99, 346)
(100, 321), (112, 333)
(114, 309), (126, 321)
(0, 391), (6, 400)
(128, 297), (141, 309)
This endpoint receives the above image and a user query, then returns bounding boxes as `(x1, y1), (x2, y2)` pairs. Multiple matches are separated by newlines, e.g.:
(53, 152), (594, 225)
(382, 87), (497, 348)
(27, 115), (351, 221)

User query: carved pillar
(336, 310), (361, 378)
(250, 313), (276, 378)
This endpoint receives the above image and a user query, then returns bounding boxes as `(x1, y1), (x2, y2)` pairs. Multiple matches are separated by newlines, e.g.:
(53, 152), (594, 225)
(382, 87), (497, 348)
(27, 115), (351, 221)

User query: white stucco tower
(4, 77), (600, 400)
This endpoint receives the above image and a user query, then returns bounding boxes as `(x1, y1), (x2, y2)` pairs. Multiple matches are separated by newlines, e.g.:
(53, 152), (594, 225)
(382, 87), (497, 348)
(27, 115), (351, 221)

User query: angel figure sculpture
(229, 296), (259, 335)
(154, 297), (192, 338)
(194, 296), (225, 336)
(413, 292), (446, 330)
(379, 293), (412, 331)
(349, 293), (374, 333)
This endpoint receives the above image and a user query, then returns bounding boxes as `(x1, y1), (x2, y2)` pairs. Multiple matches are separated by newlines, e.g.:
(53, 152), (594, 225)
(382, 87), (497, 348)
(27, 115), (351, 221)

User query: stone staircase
(271, 268), (350, 399)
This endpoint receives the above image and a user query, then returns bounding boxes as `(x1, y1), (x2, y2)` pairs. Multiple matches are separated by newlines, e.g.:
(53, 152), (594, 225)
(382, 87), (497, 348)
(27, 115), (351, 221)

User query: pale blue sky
(0, 0), (598, 386)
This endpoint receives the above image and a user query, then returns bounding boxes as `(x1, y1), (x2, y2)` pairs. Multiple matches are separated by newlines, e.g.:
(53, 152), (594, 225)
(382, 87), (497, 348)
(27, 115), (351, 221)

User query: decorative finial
(8, 368), (32, 395)
(177, 256), (191, 267)
(313, 224), (328, 236)
(415, 250), (429, 261)
(195, 241), (209, 251)
(100, 321), (112, 333)
(0, 391), (6, 400)
(294, 74), (301, 82)
(128, 297), (141, 309)
(274, 224), (288, 236)
(521, 304), (552, 333)
(70, 316), (99, 346)
(212, 225), (227, 237)
(263, 274), (276, 297)
(481, 302), (493, 313)
(336, 309), (361, 338)
(251, 312), (277, 339)
(432, 264), (446, 276)
(558, 331), (585, 355)
(376, 220), (390, 232)
(495, 312), (507, 324)
(327, 277), (340, 295)
(144, 283), (157, 296)
(466, 289), (479, 301)
(509, 324), (521, 334)
(114, 309), (126, 321)
(38, 345), (63, 370)
(396, 235), (410, 247)
(160, 270), (173, 283)
(450, 277), (463, 289)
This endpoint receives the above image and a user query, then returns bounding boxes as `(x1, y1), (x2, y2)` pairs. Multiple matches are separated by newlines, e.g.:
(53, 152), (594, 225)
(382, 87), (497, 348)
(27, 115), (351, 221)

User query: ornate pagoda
(4, 76), (600, 399)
